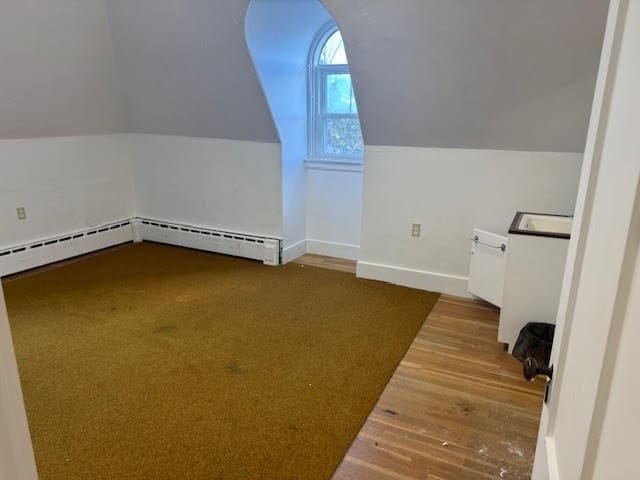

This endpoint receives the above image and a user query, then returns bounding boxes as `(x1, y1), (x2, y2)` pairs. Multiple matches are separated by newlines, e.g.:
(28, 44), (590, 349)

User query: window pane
(319, 31), (348, 65)
(326, 74), (358, 114)
(324, 118), (364, 157)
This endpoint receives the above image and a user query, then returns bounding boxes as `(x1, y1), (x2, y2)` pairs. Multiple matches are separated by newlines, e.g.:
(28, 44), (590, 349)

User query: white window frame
(307, 22), (363, 164)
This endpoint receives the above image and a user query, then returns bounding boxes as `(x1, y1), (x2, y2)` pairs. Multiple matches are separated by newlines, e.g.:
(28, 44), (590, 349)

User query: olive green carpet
(4, 243), (438, 480)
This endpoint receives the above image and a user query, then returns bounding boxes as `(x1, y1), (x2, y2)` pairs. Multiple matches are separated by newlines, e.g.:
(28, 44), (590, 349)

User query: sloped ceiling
(0, 0), (126, 138)
(324, 0), (610, 152)
(106, 0), (609, 151)
(105, 0), (279, 142)
(0, 0), (609, 152)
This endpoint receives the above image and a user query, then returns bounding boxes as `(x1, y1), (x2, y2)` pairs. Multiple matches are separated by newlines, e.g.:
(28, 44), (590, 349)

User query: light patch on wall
(245, 0), (364, 250)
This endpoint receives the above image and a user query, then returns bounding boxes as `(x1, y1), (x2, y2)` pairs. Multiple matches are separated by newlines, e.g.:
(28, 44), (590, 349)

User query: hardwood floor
(332, 295), (544, 480)
(296, 254), (545, 480)
(294, 253), (357, 274)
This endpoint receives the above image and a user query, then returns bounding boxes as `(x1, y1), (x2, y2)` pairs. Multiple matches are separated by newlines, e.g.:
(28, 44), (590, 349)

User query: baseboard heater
(0, 218), (281, 278)
(0, 220), (134, 277)
(133, 218), (281, 266)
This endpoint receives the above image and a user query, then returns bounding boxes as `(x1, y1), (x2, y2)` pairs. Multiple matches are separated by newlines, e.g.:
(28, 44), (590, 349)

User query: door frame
(532, 0), (638, 477)
(0, 287), (38, 479)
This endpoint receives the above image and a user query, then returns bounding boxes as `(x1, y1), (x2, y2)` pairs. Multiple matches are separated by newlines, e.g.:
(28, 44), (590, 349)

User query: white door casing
(532, 0), (640, 477)
(0, 287), (39, 479)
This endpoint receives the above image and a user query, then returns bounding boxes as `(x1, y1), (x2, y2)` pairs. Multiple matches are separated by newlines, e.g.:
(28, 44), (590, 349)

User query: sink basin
(509, 212), (572, 239)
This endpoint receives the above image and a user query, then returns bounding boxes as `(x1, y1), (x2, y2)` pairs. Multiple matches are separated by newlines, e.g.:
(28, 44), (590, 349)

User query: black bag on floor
(512, 322), (555, 367)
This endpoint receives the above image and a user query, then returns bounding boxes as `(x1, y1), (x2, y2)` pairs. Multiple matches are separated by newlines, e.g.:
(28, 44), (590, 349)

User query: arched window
(309, 25), (364, 161)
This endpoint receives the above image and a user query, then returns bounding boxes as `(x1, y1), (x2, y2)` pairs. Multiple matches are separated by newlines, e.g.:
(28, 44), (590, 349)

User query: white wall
(0, 134), (284, 250)
(306, 166), (362, 260)
(129, 134), (282, 239)
(357, 146), (582, 296)
(246, 0), (332, 251)
(0, 136), (583, 287)
(0, 135), (135, 249)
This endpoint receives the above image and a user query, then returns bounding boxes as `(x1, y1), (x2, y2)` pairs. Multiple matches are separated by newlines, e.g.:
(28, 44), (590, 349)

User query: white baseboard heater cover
(0, 220), (134, 277)
(0, 218), (281, 277)
(134, 218), (281, 266)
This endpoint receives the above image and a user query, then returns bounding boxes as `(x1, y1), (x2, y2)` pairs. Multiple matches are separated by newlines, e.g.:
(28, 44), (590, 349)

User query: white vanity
(469, 212), (572, 351)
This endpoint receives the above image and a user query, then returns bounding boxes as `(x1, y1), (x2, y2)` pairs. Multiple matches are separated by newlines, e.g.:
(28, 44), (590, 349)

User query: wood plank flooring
(294, 253), (358, 274)
(296, 254), (545, 480)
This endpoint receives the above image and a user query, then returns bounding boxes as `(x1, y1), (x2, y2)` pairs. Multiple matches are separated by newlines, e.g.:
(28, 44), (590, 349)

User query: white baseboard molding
(0, 220), (134, 277)
(356, 260), (472, 298)
(306, 239), (360, 261)
(282, 240), (307, 263)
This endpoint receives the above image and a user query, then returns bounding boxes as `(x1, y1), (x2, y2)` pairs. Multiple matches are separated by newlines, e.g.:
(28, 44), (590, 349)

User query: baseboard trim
(356, 261), (471, 297)
(0, 220), (134, 277)
(306, 239), (360, 261)
(282, 240), (307, 263)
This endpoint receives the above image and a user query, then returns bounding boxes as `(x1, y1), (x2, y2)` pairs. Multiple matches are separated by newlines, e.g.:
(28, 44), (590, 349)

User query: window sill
(304, 159), (363, 173)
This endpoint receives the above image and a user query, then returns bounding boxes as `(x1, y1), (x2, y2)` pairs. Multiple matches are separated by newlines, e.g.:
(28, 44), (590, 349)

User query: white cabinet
(499, 233), (569, 351)
(468, 212), (572, 351)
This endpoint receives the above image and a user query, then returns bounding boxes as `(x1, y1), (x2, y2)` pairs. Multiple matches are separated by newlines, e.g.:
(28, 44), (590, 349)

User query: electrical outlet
(411, 223), (421, 237)
(16, 207), (26, 220)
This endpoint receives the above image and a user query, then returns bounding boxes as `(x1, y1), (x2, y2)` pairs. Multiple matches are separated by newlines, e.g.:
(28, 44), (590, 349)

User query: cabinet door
(468, 228), (508, 307)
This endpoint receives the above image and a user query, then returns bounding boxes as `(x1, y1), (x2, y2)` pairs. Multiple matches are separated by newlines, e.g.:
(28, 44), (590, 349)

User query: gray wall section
(106, 0), (608, 150)
(105, 0), (279, 142)
(0, 0), (126, 138)
(0, 0), (608, 150)
(323, 0), (609, 152)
